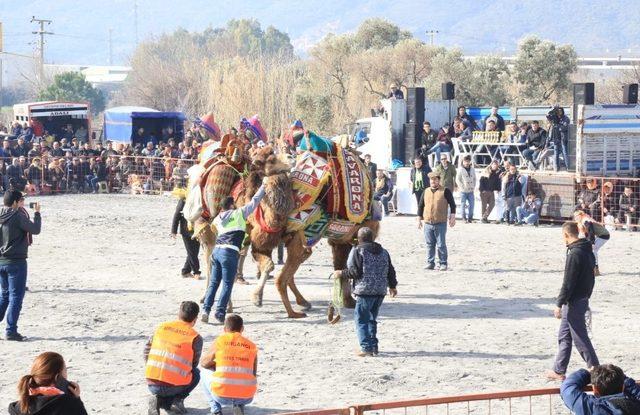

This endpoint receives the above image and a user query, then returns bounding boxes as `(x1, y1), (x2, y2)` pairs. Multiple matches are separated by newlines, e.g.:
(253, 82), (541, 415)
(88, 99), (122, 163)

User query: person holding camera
(0, 191), (41, 341)
(546, 106), (571, 171)
(9, 351), (87, 415)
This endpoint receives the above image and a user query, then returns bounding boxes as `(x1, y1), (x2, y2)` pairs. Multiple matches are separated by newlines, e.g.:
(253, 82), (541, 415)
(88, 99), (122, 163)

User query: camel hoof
(251, 292), (263, 307)
(288, 311), (307, 319)
(327, 305), (341, 324)
(298, 301), (312, 311)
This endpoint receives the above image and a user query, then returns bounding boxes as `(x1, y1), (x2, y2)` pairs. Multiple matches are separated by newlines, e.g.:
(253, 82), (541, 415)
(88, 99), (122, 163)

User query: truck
(12, 101), (91, 142)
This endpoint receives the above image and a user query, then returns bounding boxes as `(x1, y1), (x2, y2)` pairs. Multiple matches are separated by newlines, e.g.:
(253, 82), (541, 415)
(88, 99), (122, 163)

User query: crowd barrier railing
(0, 154), (198, 196)
(279, 385), (593, 415)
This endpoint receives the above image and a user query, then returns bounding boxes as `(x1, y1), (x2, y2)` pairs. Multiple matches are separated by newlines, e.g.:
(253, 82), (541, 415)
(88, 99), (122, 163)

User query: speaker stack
(441, 82), (455, 100)
(573, 83), (595, 121)
(402, 87), (425, 163)
(623, 84), (639, 104)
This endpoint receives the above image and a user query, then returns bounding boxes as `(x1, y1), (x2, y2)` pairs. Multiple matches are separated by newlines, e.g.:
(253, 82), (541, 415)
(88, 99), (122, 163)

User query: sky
(0, 0), (638, 69)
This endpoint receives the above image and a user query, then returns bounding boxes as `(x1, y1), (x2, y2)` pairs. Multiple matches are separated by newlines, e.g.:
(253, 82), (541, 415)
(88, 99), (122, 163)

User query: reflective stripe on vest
(210, 332), (257, 400)
(145, 321), (197, 386)
(214, 209), (247, 235)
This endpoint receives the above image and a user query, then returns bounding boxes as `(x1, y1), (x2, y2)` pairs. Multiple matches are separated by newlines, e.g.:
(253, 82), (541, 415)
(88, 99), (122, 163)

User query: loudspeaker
(407, 87), (425, 125)
(441, 82), (455, 100)
(623, 84), (638, 104)
(573, 83), (595, 105)
(403, 123), (422, 163)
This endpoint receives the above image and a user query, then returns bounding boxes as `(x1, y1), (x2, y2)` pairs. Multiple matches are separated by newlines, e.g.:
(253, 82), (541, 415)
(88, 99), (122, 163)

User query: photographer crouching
(0, 190), (41, 341)
(546, 106), (571, 171)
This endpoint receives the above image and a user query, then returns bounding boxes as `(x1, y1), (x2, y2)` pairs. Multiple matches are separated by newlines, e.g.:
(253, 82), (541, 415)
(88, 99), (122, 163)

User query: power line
(30, 16), (53, 82)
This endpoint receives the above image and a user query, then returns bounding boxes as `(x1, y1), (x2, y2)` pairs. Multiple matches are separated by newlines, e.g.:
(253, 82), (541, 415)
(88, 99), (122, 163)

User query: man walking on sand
(333, 227), (397, 357)
(417, 172), (456, 271)
(546, 221), (599, 381)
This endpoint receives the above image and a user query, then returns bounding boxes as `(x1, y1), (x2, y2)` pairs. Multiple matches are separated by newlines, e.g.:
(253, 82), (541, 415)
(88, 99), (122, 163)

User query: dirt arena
(1, 194), (639, 414)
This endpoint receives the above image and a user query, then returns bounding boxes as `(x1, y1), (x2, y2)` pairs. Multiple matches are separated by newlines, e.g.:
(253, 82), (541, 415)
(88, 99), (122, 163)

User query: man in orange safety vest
(144, 301), (203, 415)
(200, 314), (258, 415)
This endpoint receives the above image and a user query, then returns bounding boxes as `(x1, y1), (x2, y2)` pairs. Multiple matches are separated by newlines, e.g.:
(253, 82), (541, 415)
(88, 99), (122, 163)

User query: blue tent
(104, 106), (186, 144)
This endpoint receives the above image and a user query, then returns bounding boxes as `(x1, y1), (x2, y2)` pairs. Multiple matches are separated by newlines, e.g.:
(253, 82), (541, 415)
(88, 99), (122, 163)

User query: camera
(547, 107), (560, 125)
(29, 202), (37, 209)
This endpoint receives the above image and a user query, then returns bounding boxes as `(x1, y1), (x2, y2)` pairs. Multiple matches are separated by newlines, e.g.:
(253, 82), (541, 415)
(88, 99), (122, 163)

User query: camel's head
(250, 145), (290, 176)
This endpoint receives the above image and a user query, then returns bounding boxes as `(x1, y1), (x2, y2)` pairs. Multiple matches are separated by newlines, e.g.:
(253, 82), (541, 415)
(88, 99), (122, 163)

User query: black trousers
(181, 234), (200, 275)
(553, 298), (599, 374)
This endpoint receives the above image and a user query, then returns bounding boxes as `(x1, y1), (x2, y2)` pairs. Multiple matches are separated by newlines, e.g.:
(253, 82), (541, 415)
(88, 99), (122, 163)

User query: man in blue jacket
(560, 365), (640, 414)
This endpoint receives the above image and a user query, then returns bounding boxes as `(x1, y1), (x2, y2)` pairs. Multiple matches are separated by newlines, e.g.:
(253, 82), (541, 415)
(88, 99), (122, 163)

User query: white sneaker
(439, 264), (448, 271)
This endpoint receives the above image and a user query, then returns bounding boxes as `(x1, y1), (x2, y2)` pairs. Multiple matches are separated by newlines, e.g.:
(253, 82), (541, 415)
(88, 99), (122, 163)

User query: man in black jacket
(522, 121), (547, 170)
(334, 227), (397, 357)
(547, 221), (599, 381)
(410, 156), (431, 210)
(171, 196), (200, 279)
(0, 190), (41, 341)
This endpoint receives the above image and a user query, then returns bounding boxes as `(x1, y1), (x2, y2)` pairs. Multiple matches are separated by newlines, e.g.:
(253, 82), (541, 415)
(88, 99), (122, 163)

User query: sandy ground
(1, 193), (639, 414)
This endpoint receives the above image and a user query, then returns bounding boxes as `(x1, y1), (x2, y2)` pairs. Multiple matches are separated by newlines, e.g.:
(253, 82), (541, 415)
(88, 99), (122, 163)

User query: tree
(463, 55), (511, 106)
(39, 72), (105, 114)
(353, 18), (412, 51)
(513, 36), (577, 104)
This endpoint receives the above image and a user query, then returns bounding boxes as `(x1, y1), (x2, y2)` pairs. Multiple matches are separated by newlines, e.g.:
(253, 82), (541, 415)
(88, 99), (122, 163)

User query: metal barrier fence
(280, 386), (594, 415)
(0, 154), (198, 195)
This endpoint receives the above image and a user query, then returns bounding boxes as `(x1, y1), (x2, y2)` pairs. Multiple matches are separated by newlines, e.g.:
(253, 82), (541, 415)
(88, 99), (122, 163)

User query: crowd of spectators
(0, 121), (205, 195)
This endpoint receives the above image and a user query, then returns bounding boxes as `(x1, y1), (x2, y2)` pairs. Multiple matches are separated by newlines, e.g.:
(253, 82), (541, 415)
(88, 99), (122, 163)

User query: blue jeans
(555, 138), (569, 170)
(460, 192), (475, 220)
(522, 149), (540, 166)
(148, 367), (200, 408)
(90, 177), (100, 192)
(200, 368), (253, 413)
(423, 222), (448, 266)
(380, 194), (391, 214)
(0, 260), (28, 335)
(516, 207), (539, 224)
(506, 197), (521, 223)
(429, 143), (452, 161)
(354, 295), (384, 353)
(203, 247), (239, 320)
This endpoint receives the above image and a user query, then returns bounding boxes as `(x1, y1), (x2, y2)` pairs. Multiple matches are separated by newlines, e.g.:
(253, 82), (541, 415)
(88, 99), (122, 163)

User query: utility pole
(30, 16), (53, 83)
(108, 27), (113, 65)
(425, 30), (439, 46)
(134, 1), (138, 45)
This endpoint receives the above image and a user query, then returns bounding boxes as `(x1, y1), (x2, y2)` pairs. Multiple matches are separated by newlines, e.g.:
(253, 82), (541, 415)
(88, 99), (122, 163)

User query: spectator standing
(417, 172), (456, 271)
(8, 352), (87, 415)
(142, 141), (157, 157)
(502, 164), (523, 225)
(479, 160), (501, 223)
(547, 221), (599, 381)
(0, 191), (41, 341)
(432, 153), (456, 192)
(516, 191), (542, 225)
(5, 158), (26, 191)
(576, 179), (601, 218)
(522, 120), (547, 170)
(484, 106), (505, 131)
(456, 155), (477, 223)
(547, 106), (571, 171)
(457, 106), (478, 131)
(618, 186), (638, 227)
(144, 301), (202, 415)
(171, 196), (201, 279)
(201, 180), (267, 323)
(373, 170), (394, 216)
(410, 157), (431, 209)
(574, 210), (610, 276)
(335, 227), (397, 356)
(560, 365), (640, 414)
(363, 154), (377, 181)
(50, 142), (64, 157)
(200, 314), (258, 415)
(25, 158), (43, 192)
(387, 83), (404, 99)
(13, 138), (30, 158)
(172, 160), (189, 188)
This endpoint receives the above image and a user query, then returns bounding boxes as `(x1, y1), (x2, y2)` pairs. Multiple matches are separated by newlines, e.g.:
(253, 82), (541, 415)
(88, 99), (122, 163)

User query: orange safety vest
(145, 320), (198, 386)
(210, 332), (258, 399)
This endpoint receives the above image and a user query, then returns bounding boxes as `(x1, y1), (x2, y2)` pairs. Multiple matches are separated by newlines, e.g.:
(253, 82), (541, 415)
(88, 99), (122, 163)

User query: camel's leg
(288, 275), (311, 310)
(199, 243), (214, 303)
(235, 246), (250, 285)
(330, 241), (357, 309)
(251, 248), (274, 307)
(276, 232), (310, 318)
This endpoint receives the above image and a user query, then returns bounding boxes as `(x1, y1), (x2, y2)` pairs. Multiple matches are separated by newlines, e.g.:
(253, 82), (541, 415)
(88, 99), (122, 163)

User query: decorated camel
(187, 114), (381, 319)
